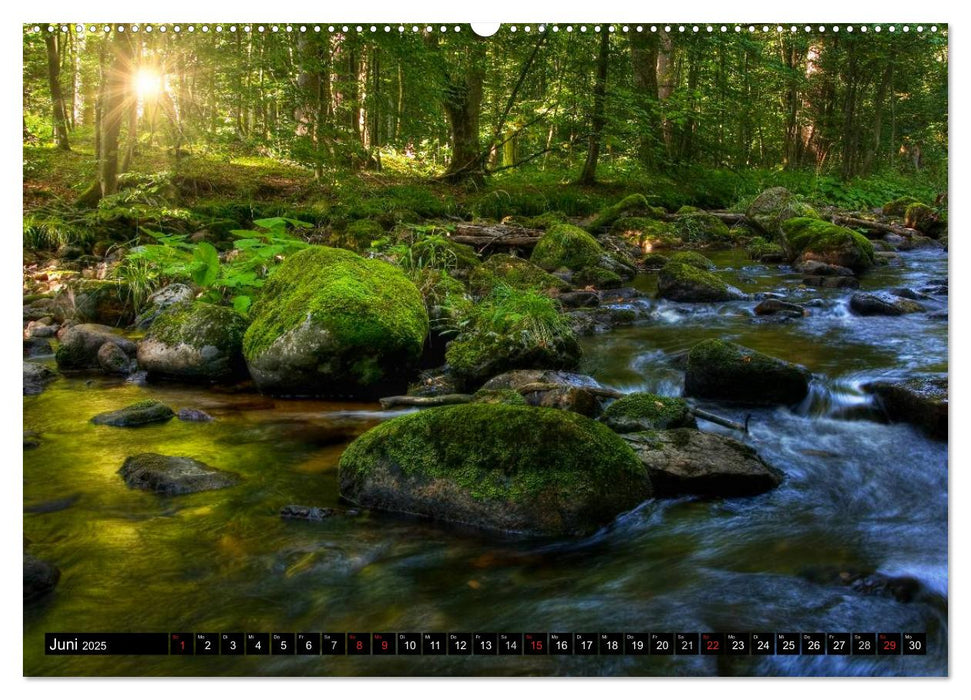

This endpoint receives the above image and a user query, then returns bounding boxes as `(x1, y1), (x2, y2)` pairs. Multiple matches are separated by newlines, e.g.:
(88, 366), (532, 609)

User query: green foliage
(469, 254), (570, 298)
(400, 234), (481, 274)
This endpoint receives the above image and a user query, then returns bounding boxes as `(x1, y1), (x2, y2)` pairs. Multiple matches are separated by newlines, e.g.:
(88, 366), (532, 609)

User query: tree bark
(44, 32), (71, 150)
(578, 30), (609, 185)
(630, 30), (659, 167)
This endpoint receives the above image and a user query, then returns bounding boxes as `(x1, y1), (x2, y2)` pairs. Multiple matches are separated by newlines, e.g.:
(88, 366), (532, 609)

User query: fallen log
(689, 407), (750, 434)
(379, 394), (473, 409)
(450, 223), (544, 249)
(830, 215), (920, 238)
(450, 235), (542, 248)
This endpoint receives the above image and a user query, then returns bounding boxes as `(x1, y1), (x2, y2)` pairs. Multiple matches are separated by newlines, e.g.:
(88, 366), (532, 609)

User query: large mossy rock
(409, 235), (481, 272)
(586, 194), (663, 232)
(469, 254), (570, 297)
(91, 400), (175, 427)
(137, 302), (248, 382)
(746, 187), (818, 239)
(55, 323), (136, 371)
(863, 376), (947, 440)
(601, 393), (697, 433)
(781, 217), (875, 272)
(656, 262), (746, 302)
(118, 453), (241, 495)
(904, 203), (946, 238)
(672, 208), (733, 244)
(882, 196), (922, 217)
(684, 339), (811, 405)
(624, 429), (783, 497)
(242, 246), (429, 398)
(668, 251), (715, 270)
(338, 403), (653, 536)
(530, 223), (604, 271)
(610, 217), (678, 250)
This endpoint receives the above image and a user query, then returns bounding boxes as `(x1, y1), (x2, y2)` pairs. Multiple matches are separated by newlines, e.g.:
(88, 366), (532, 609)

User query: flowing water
(23, 248), (948, 677)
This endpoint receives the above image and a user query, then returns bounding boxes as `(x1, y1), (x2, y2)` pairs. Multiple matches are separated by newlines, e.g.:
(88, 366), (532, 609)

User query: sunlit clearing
(134, 68), (162, 99)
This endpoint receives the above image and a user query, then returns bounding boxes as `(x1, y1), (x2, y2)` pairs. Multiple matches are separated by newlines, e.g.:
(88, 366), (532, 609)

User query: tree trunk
(630, 30), (659, 167)
(657, 30), (676, 159)
(578, 30), (609, 185)
(439, 39), (486, 183)
(97, 26), (132, 199)
(44, 33), (71, 150)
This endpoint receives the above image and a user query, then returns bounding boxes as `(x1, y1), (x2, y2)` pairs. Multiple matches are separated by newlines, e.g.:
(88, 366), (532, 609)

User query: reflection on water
(24, 248), (947, 676)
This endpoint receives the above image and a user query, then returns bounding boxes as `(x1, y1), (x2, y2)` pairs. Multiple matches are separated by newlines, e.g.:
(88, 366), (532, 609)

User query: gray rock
(177, 408), (213, 422)
(55, 323), (136, 371)
(754, 299), (806, 318)
(280, 505), (337, 521)
(849, 292), (926, 316)
(97, 342), (134, 375)
(24, 554), (60, 603)
(91, 400), (175, 427)
(863, 375), (947, 440)
(134, 283), (197, 329)
(118, 453), (241, 495)
(23, 337), (53, 358)
(624, 429), (783, 497)
(557, 291), (600, 309)
(24, 361), (57, 396)
(479, 369), (609, 417)
(802, 276), (860, 289)
(794, 260), (854, 277)
(25, 320), (59, 338)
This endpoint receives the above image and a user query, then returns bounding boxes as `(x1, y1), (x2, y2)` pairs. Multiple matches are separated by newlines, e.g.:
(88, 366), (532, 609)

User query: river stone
(24, 337), (53, 358)
(624, 429), (783, 497)
(91, 400), (175, 427)
(849, 292), (926, 317)
(600, 393), (697, 433)
(863, 376), (947, 440)
(480, 370), (607, 416)
(134, 283), (196, 329)
(685, 339), (811, 405)
(25, 320), (59, 338)
(802, 275), (860, 289)
(24, 554), (60, 602)
(657, 261), (746, 303)
(753, 299), (806, 318)
(137, 302), (248, 382)
(98, 342), (134, 375)
(243, 246), (429, 398)
(178, 408), (213, 422)
(793, 260), (854, 277)
(557, 291), (600, 309)
(338, 403), (652, 537)
(55, 323), (136, 371)
(24, 361), (57, 396)
(118, 453), (241, 495)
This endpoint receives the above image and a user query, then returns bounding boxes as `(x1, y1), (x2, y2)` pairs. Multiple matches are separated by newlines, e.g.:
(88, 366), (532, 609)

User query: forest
(24, 23), (949, 678)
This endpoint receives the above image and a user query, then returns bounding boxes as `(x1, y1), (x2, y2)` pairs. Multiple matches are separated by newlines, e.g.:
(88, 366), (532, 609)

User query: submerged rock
(243, 246), (429, 398)
(794, 260), (854, 277)
(863, 376), (947, 440)
(624, 429), (783, 497)
(137, 302), (248, 382)
(657, 261), (746, 303)
(24, 554), (60, 603)
(23, 361), (57, 396)
(799, 565), (923, 603)
(118, 453), (241, 495)
(55, 323), (136, 371)
(177, 408), (213, 422)
(279, 504), (360, 521)
(802, 276), (860, 289)
(338, 403), (652, 537)
(753, 299), (806, 318)
(600, 393), (697, 433)
(91, 400), (175, 427)
(849, 292), (926, 317)
(684, 339), (811, 405)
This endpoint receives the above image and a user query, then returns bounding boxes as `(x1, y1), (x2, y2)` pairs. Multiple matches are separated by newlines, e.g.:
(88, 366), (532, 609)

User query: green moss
(530, 223), (604, 272)
(147, 302), (247, 349)
(882, 196), (922, 217)
(345, 219), (384, 251)
(527, 211), (569, 229)
(746, 187), (819, 239)
(668, 251), (715, 270)
(781, 217), (875, 271)
(407, 234), (481, 272)
(601, 392), (696, 431)
(672, 210), (733, 244)
(586, 194), (660, 232)
(573, 266), (622, 289)
(745, 236), (786, 262)
(410, 268), (473, 335)
(470, 254), (570, 297)
(243, 246), (429, 366)
(657, 261), (742, 302)
(472, 388), (528, 406)
(641, 252), (669, 269)
(904, 202), (942, 234)
(685, 338), (810, 404)
(338, 403), (646, 506)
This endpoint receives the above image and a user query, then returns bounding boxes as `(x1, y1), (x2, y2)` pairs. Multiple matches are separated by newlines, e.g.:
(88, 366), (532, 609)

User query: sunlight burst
(134, 68), (162, 99)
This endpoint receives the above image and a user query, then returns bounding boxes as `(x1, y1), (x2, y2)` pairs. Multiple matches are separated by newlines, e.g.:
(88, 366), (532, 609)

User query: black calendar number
(195, 633), (219, 656)
(499, 633), (522, 655)
(878, 633), (901, 655)
(220, 633), (244, 656)
(170, 633), (192, 656)
(372, 633), (395, 656)
(599, 633), (623, 656)
(347, 632), (370, 655)
(246, 633), (269, 656)
(321, 633), (345, 655)
(398, 633), (421, 656)
(903, 633), (926, 656)
(801, 633), (825, 655)
(751, 633), (774, 655)
(296, 633), (319, 655)
(549, 633), (572, 655)
(776, 633), (799, 656)
(675, 633), (699, 655)
(827, 633), (850, 655)
(473, 633), (497, 655)
(574, 633), (598, 656)
(625, 633), (650, 656)
(423, 633), (447, 656)
(272, 633), (294, 655)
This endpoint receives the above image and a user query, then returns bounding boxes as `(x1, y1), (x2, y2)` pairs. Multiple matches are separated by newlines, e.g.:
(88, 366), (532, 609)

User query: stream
(23, 248), (948, 677)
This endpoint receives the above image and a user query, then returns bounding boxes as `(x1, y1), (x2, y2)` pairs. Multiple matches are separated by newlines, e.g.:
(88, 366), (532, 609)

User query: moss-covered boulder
(641, 252), (670, 270)
(530, 223), (604, 271)
(91, 400), (175, 427)
(746, 187), (818, 239)
(586, 194), (664, 232)
(624, 429), (783, 497)
(338, 403), (653, 536)
(904, 203), (945, 238)
(445, 288), (581, 388)
(668, 251), (715, 270)
(882, 196), (922, 217)
(409, 234), (481, 272)
(684, 339), (811, 405)
(471, 388), (528, 406)
(573, 266), (622, 290)
(600, 393), (697, 433)
(526, 211), (569, 230)
(469, 254), (569, 298)
(55, 323), (136, 371)
(242, 246), (429, 397)
(672, 210), (733, 244)
(863, 375), (947, 441)
(411, 268), (473, 337)
(137, 303), (248, 382)
(849, 292), (925, 316)
(781, 217), (875, 272)
(610, 217), (678, 250)
(480, 369), (609, 417)
(656, 262), (746, 302)
(746, 236), (786, 263)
